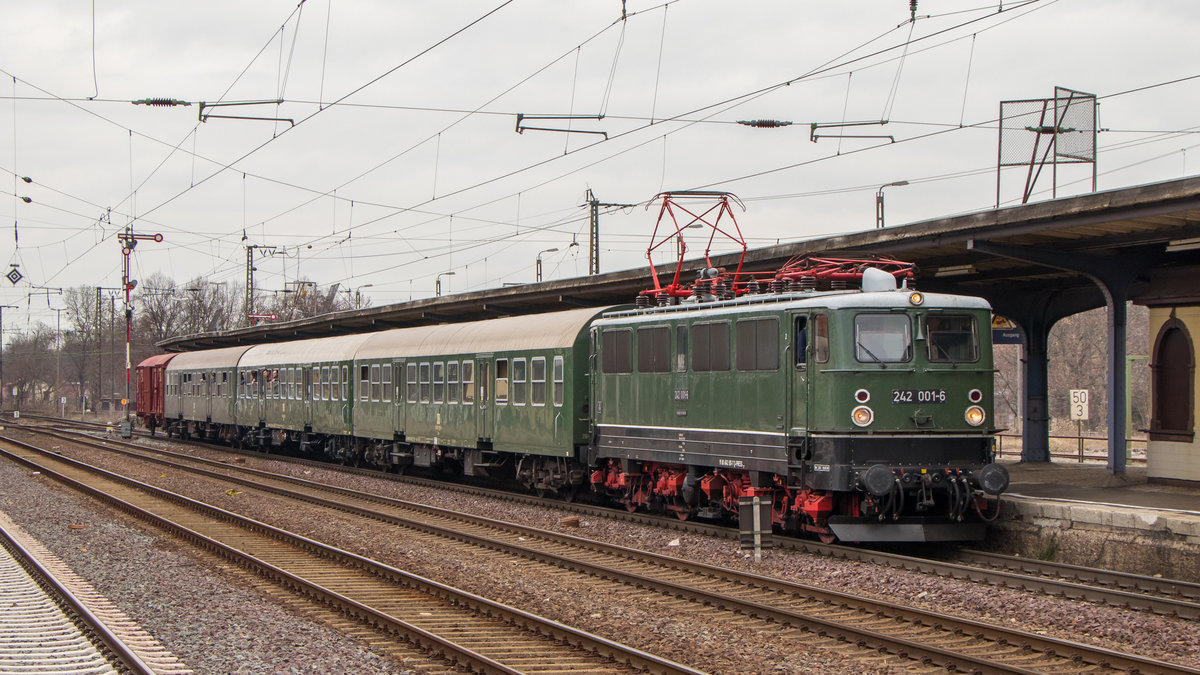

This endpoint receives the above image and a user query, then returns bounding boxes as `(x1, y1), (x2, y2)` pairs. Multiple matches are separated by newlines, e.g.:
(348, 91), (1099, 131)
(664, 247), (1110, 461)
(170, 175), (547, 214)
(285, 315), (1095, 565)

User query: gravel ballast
(3, 429), (1198, 674)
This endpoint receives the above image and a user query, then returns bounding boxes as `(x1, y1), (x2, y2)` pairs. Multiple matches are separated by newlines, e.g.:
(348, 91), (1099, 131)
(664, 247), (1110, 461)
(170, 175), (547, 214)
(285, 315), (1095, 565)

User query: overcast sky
(2, 0), (1199, 330)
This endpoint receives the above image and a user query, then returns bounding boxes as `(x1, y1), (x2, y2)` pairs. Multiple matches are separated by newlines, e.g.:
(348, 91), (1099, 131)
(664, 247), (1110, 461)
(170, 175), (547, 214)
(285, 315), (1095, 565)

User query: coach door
(791, 314), (812, 437)
(476, 357), (491, 442)
(393, 359), (405, 437)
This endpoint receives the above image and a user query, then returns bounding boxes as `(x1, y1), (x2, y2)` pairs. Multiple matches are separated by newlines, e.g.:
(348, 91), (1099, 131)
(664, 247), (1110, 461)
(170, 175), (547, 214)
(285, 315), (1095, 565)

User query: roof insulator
(132, 98), (192, 107)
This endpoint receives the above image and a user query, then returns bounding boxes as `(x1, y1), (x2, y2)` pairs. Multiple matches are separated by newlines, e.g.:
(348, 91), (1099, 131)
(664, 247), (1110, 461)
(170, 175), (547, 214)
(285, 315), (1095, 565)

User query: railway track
(13, 425), (1200, 675)
(0, 513), (189, 674)
(0, 433), (699, 675)
(29, 414), (1200, 622)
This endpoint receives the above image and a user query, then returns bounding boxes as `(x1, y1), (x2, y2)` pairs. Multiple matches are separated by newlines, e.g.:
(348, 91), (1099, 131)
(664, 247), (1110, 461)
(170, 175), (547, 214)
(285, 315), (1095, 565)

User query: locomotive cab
(790, 269), (1007, 541)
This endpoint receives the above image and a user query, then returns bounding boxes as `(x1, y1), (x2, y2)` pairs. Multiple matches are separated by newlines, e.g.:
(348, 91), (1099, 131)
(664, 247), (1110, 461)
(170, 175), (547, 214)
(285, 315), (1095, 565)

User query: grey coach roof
(355, 306), (611, 360)
(165, 345), (254, 371)
(238, 333), (373, 369)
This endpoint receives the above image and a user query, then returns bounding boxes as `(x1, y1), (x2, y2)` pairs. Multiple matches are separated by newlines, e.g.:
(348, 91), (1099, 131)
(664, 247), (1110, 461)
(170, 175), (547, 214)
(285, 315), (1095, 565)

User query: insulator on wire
(132, 98), (192, 107)
(737, 119), (792, 128)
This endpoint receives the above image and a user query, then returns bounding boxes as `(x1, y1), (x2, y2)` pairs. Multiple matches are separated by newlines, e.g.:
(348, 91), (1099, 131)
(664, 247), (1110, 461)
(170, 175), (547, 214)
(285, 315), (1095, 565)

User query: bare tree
(5, 323), (56, 407)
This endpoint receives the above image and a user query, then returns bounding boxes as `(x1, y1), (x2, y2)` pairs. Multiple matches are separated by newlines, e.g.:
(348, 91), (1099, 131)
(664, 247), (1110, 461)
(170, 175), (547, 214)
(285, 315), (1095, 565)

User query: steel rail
(28, 417), (1200, 619)
(21, 427), (1200, 675)
(0, 435), (700, 675)
(0, 521), (157, 675)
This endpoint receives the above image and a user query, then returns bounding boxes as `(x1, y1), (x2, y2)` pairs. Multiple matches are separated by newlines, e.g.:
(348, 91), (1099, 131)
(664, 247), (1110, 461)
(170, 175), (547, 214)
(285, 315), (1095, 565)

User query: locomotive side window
(552, 355), (564, 407)
(814, 314), (829, 363)
(495, 359), (510, 404)
(531, 357), (546, 405)
(736, 317), (779, 371)
(406, 363), (418, 403)
(794, 317), (808, 366)
(675, 325), (688, 372)
(637, 327), (670, 373)
(513, 358), (527, 406)
(854, 313), (912, 363)
(691, 322), (730, 371)
(462, 360), (475, 404)
(601, 329), (633, 374)
(926, 314), (979, 363)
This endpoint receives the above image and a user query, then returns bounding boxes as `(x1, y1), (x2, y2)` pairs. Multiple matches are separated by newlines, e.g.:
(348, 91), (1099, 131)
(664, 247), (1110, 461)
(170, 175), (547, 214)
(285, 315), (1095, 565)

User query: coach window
(341, 366), (348, 401)
(692, 322), (730, 372)
(495, 359), (510, 404)
(331, 366), (340, 401)
(419, 363), (431, 403)
(369, 364), (380, 402)
(637, 326), (669, 373)
(310, 367), (318, 400)
(601, 329), (633, 374)
(1150, 316), (1195, 441)
(531, 357), (546, 406)
(513, 358), (527, 406)
(323, 366), (333, 401)
(462, 360), (475, 404)
(926, 314), (979, 363)
(552, 356), (564, 407)
(382, 364), (393, 403)
(855, 313), (912, 363)
(737, 317), (779, 371)
(406, 363), (418, 403)
(447, 361), (460, 404)
(355, 365), (366, 402)
(433, 362), (445, 403)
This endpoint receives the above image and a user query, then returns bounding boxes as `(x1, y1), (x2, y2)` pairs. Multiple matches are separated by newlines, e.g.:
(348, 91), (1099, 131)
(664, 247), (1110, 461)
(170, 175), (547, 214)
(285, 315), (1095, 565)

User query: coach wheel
(818, 530), (837, 545)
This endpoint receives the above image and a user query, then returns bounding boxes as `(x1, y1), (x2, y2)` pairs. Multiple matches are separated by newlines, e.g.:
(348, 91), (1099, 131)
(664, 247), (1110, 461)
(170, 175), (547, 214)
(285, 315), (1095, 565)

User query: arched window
(1150, 316), (1195, 442)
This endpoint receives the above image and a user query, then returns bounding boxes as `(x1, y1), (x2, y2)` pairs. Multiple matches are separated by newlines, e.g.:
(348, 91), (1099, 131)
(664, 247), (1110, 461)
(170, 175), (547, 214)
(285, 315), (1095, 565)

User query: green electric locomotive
(590, 264), (1008, 542)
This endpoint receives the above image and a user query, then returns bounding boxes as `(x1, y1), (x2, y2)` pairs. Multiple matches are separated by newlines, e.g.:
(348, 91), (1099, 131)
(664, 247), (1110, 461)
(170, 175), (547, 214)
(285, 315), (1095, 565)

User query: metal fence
(995, 433), (1148, 464)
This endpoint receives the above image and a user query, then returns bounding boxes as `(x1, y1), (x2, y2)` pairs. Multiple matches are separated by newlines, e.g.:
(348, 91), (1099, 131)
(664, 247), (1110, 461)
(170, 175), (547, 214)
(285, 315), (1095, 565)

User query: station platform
(986, 461), (1199, 580)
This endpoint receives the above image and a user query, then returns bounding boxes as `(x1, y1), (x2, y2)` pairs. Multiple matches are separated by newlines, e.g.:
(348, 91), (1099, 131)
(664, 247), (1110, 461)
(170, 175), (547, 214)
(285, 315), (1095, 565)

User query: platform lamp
(536, 248), (559, 283)
(435, 271), (456, 297)
(875, 180), (909, 229)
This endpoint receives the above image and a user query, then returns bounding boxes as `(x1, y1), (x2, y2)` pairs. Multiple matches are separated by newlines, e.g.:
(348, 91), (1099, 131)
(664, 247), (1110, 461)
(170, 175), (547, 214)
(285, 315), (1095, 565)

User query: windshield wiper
(856, 339), (883, 364)
(932, 339), (959, 367)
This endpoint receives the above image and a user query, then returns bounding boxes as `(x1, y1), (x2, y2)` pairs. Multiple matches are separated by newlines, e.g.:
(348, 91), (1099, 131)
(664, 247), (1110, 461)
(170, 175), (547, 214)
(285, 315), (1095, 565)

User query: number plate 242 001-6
(892, 389), (946, 404)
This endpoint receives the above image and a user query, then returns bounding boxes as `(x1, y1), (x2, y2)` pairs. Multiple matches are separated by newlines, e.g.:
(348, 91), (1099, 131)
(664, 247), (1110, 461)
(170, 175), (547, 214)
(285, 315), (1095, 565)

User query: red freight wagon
(135, 353), (177, 431)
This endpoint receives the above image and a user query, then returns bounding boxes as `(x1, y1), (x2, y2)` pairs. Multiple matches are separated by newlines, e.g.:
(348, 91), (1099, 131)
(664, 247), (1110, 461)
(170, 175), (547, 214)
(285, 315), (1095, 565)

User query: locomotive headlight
(852, 405), (874, 427)
(908, 291), (924, 306)
(965, 405), (986, 427)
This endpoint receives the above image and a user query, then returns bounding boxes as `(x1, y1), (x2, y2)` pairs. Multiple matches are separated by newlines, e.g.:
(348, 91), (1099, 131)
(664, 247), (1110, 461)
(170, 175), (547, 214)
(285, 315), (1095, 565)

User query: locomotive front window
(854, 313), (912, 363)
(926, 314), (979, 363)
